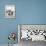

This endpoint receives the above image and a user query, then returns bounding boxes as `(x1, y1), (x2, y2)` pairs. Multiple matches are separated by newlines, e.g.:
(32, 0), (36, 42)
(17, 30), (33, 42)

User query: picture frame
(18, 24), (46, 41)
(5, 5), (15, 18)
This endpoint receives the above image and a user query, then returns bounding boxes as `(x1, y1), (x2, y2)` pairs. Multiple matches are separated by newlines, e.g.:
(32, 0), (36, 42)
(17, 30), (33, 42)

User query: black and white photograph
(5, 5), (15, 18)
(18, 25), (46, 46)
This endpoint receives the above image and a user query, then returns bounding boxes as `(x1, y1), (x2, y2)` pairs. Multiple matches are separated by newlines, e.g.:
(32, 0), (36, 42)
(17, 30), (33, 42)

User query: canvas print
(21, 25), (46, 41)
(18, 25), (46, 41)
(18, 24), (46, 46)
(5, 5), (15, 18)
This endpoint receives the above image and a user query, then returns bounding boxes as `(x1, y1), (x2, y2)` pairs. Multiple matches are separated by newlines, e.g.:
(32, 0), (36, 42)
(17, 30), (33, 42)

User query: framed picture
(5, 5), (15, 18)
(18, 24), (46, 41)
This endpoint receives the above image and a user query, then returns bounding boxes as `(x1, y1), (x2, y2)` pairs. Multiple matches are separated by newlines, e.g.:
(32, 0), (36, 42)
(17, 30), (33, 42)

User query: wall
(0, 0), (18, 44)
(0, 0), (46, 44)
(17, 0), (46, 24)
